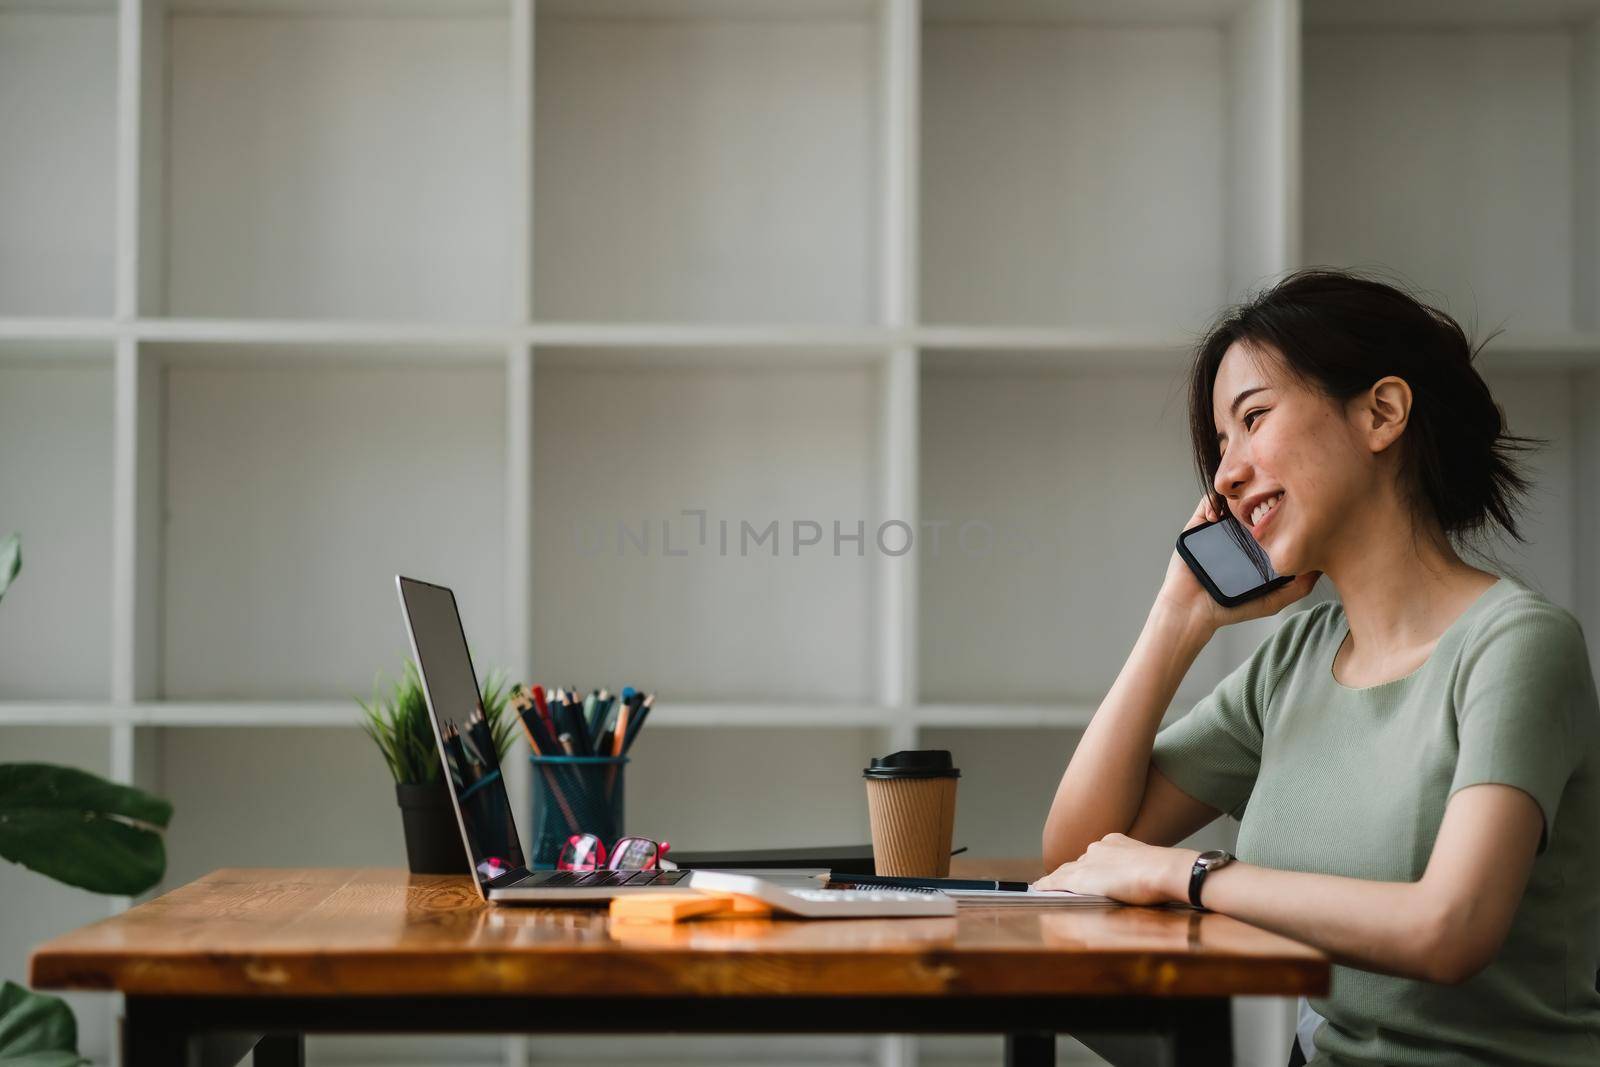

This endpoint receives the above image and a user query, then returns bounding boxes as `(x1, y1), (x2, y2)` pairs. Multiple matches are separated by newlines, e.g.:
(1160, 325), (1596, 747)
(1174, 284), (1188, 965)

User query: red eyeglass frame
(557, 834), (671, 872)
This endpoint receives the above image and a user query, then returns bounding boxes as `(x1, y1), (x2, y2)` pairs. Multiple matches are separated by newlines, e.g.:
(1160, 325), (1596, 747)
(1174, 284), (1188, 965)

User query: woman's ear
(1353, 375), (1412, 454)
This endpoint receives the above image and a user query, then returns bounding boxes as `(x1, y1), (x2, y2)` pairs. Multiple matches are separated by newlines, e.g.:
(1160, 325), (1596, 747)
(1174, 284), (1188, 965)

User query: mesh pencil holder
(528, 754), (627, 868)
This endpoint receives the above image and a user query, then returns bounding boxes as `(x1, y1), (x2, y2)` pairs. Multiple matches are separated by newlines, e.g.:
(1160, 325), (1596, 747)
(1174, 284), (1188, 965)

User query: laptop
(395, 575), (696, 902)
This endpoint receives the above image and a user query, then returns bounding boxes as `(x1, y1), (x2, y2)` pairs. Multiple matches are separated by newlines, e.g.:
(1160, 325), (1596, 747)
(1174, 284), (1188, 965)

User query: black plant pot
(395, 781), (469, 875)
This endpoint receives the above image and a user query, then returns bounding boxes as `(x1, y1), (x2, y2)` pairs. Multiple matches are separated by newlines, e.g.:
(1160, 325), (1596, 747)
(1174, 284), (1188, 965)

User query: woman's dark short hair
(1187, 268), (1542, 552)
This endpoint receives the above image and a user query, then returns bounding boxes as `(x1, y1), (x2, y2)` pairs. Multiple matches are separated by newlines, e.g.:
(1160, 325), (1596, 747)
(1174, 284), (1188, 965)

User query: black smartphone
(1175, 515), (1294, 607)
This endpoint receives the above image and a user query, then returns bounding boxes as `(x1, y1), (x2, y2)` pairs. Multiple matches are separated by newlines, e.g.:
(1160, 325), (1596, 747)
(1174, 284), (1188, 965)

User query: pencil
(533, 757), (581, 840)
(605, 701), (631, 800)
(512, 685), (584, 843)
(514, 702), (545, 755)
(623, 693), (653, 752)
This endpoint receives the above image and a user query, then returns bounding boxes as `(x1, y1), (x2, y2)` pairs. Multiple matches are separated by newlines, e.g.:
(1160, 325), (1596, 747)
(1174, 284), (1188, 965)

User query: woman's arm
(1040, 782), (1543, 985)
(1044, 493), (1321, 870)
(1042, 602), (1214, 869)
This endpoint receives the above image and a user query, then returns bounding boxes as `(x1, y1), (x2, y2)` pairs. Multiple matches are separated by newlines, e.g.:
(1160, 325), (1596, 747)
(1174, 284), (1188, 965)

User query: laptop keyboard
(513, 869), (689, 889)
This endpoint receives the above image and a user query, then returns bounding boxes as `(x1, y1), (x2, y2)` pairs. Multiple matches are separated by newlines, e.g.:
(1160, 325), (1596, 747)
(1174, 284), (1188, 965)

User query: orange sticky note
(609, 893), (728, 923)
(609, 891), (777, 923)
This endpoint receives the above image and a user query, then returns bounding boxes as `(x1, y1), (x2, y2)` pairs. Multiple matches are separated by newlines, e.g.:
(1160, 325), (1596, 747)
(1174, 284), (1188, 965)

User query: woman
(1038, 269), (1600, 1065)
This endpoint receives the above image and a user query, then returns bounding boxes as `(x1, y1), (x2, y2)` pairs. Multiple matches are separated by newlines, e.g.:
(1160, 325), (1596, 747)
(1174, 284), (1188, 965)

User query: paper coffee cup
(863, 750), (960, 877)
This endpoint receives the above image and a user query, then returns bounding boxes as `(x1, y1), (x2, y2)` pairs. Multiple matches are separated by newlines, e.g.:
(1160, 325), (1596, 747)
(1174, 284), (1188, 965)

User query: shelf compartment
(1303, 6), (1600, 335)
(152, 726), (410, 888)
(623, 725), (882, 849)
(156, 345), (508, 701)
(918, 359), (1235, 705)
(0, 353), (115, 700)
(533, 351), (886, 703)
(918, 726), (1083, 857)
(162, 4), (510, 321)
(1470, 365), (1585, 604)
(532, 1), (883, 324)
(921, 0), (1292, 330)
(0, 4), (117, 316)
(921, 721), (1242, 860)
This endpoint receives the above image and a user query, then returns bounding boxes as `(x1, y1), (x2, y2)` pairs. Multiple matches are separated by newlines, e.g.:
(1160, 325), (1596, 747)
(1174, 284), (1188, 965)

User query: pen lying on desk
(829, 873), (1033, 893)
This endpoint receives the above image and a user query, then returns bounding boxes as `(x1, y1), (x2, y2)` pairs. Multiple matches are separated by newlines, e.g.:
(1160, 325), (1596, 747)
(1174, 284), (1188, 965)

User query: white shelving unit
(2, 1), (1598, 1065)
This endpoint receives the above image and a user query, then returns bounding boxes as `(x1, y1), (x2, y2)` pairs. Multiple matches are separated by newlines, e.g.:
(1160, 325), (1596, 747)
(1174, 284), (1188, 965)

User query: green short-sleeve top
(1151, 577), (1600, 1066)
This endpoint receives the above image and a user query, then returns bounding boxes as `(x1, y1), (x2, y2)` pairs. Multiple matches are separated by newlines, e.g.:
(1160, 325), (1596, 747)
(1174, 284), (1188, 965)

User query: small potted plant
(359, 658), (516, 874)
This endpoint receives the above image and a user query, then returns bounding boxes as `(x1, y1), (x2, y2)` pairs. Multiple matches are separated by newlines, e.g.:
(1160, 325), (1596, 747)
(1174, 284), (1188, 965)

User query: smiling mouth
(1249, 492), (1284, 534)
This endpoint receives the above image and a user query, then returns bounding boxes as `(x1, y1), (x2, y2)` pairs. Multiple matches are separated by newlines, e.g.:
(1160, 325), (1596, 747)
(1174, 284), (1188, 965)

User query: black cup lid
(863, 749), (960, 779)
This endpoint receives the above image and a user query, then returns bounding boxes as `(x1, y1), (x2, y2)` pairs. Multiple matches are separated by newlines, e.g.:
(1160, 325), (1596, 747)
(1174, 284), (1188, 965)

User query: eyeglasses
(557, 834), (670, 872)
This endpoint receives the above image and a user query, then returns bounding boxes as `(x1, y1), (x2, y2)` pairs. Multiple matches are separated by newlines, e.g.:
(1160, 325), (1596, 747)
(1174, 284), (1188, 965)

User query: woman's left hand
(1033, 834), (1200, 906)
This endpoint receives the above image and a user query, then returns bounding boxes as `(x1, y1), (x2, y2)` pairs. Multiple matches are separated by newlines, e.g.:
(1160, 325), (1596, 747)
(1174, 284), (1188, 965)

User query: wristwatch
(1188, 849), (1234, 910)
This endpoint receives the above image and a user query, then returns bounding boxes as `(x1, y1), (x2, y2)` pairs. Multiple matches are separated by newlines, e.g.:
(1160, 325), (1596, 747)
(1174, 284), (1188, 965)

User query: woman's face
(1210, 341), (1373, 577)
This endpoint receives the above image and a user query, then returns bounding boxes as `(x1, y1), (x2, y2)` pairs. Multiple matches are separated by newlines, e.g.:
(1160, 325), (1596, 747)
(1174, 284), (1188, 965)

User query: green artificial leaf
(360, 657), (517, 784)
(0, 764), (171, 896)
(0, 535), (18, 604)
(0, 981), (86, 1066)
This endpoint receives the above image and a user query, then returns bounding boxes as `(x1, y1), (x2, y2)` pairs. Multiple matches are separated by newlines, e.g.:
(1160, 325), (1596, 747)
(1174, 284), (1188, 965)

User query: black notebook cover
(669, 844), (875, 875)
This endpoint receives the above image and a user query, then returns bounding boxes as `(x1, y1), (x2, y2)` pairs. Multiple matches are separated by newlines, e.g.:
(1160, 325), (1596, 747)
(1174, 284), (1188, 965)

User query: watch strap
(1187, 850), (1231, 910)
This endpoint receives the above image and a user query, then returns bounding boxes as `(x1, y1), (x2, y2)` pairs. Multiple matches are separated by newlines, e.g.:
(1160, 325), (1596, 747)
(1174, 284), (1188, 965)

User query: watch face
(1198, 849), (1229, 866)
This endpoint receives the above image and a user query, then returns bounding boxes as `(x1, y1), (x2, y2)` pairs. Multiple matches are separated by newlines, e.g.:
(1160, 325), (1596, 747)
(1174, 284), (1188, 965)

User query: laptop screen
(396, 576), (525, 887)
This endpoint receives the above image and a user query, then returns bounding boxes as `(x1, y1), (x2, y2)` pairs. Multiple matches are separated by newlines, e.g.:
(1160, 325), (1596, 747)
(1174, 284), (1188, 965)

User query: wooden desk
(30, 866), (1328, 1067)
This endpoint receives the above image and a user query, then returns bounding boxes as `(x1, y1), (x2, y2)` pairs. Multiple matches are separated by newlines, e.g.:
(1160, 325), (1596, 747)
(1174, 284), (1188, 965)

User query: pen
(622, 693), (653, 752)
(515, 684), (587, 834)
(572, 703), (595, 756)
(591, 690), (615, 751)
(829, 873), (1032, 893)
(522, 702), (560, 755)
(532, 684), (555, 735)
(582, 690), (598, 741)
(466, 707), (497, 770)
(457, 714), (485, 767)
(442, 724), (468, 789)
(547, 690), (579, 755)
(517, 710), (545, 755)
(604, 700), (631, 800)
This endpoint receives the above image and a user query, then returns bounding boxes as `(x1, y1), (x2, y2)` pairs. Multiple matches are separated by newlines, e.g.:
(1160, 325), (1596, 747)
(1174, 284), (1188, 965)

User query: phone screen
(1181, 518), (1286, 599)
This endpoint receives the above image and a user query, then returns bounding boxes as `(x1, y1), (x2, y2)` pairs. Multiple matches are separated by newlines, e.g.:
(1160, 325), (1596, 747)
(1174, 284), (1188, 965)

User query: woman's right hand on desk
(1154, 493), (1321, 637)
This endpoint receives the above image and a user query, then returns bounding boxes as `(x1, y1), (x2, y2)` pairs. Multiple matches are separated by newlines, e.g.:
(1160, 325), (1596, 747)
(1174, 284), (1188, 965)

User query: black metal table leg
(1006, 1030), (1055, 1067)
(253, 1033), (306, 1067)
(121, 1004), (190, 1067)
(125, 999), (273, 1067)
(1170, 997), (1233, 1065)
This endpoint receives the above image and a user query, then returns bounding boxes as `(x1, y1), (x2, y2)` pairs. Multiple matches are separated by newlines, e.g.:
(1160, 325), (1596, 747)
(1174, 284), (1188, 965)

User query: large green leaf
(0, 981), (86, 1067)
(0, 535), (17, 604)
(0, 764), (171, 896)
